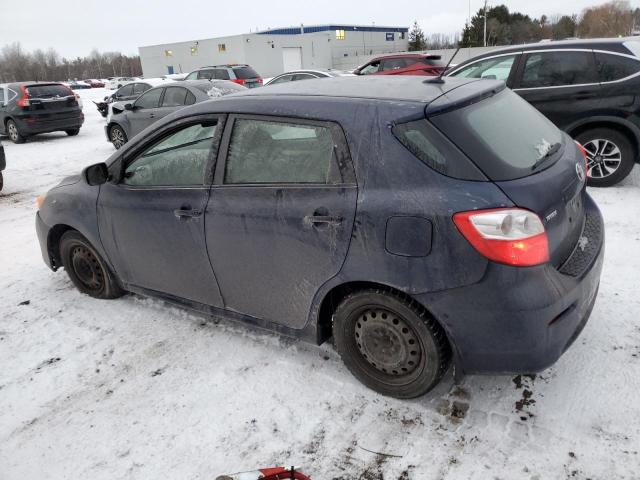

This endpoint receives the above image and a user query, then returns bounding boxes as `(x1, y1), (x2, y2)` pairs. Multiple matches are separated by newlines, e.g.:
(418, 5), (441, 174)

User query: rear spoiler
(424, 79), (505, 117)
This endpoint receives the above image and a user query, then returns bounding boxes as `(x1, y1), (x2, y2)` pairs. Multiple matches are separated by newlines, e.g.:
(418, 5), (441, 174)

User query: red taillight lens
(453, 208), (549, 267)
(231, 78), (246, 85)
(257, 78), (263, 84)
(17, 85), (30, 107)
(574, 140), (589, 175)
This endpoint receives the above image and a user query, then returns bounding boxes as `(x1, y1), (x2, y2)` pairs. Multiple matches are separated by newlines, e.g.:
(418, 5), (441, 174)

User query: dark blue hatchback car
(35, 76), (604, 398)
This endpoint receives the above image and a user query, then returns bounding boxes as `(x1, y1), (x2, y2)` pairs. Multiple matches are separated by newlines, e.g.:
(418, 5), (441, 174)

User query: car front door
(98, 116), (226, 306)
(512, 50), (602, 129)
(205, 115), (358, 329)
(127, 87), (165, 137)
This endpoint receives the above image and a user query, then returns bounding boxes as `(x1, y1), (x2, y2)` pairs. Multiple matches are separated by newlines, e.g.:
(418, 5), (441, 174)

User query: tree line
(408, 0), (640, 51)
(0, 44), (142, 83)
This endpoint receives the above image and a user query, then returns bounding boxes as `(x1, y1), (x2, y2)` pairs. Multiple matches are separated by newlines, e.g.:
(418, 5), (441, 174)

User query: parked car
(185, 64), (263, 88)
(95, 78), (173, 118)
(105, 80), (245, 148)
(0, 139), (5, 191)
(447, 38), (640, 187)
(265, 69), (354, 86)
(84, 79), (105, 88)
(35, 76), (604, 398)
(105, 77), (137, 90)
(0, 82), (84, 143)
(67, 80), (92, 90)
(354, 53), (447, 76)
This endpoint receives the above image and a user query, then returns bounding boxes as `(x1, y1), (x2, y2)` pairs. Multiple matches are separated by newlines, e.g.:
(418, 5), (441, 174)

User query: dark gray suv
(0, 82), (84, 143)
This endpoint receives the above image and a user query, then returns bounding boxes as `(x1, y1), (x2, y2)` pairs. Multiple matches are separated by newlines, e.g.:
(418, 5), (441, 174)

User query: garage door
(282, 47), (303, 72)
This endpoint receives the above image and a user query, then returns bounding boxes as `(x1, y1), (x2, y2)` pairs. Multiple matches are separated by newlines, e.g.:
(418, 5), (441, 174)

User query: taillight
(17, 85), (30, 107)
(453, 208), (549, 267)
(257, 78), (263, 84)
(231, 79), (246, 85)
(574, 140), (589, 175)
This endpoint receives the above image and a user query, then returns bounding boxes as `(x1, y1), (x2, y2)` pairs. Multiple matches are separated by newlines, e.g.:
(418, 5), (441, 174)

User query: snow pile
(0, 88), (639, 479)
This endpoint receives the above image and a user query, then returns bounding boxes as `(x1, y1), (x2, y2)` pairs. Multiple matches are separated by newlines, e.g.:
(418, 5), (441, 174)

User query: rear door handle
(572, 91), (597, 100)
(305, 215), (343, 225)
(174, 208), (202, 219)
(149, 113), (156, 118)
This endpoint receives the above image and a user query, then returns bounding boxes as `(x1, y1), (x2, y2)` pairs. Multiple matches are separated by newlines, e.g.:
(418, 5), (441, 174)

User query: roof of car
(218, 75), (500, 104)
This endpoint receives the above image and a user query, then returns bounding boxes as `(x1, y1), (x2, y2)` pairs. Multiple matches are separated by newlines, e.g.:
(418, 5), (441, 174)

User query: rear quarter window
(595, 52), (640, 82)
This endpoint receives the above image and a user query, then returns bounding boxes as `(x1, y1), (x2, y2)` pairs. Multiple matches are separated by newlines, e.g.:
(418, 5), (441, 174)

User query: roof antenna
(424, 47), (461, 84)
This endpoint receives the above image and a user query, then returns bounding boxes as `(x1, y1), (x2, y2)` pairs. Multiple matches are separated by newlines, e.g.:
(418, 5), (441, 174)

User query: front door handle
(174, 208), (202, 219)
(305, 215), (343, 226)
(572, 91), (596, 100)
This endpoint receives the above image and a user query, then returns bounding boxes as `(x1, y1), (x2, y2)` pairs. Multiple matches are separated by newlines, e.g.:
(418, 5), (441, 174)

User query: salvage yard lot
(1, 88), (639, 479)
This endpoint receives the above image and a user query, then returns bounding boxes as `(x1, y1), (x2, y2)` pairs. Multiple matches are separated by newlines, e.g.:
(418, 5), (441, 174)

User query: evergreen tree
(408, 21), (426, 51)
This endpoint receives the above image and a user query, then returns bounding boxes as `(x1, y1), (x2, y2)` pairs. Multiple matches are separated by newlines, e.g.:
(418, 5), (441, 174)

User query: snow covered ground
(1, 88), (639, 480)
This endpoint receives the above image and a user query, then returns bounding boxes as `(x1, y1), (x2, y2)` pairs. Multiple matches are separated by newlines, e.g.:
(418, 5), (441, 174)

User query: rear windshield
(430, 89), (563, 181)
(232, 66), (260, 79)
(26, 84), (71, 98)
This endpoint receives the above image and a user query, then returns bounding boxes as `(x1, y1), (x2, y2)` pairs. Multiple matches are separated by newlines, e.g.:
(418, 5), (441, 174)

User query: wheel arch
(47, 224), (76, 269)
(567, 118), (640, 160)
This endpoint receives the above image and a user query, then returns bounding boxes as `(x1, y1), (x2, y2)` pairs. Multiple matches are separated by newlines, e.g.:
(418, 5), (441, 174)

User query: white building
(138, 24), (409, 78)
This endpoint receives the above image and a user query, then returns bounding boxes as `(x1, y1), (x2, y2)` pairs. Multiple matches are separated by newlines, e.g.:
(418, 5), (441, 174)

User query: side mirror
(84, 162), (109, 186)
(124, 103), (134, 111)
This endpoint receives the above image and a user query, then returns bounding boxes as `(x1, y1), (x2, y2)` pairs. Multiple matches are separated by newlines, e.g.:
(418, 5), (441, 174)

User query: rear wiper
(531, 142), (561, 171)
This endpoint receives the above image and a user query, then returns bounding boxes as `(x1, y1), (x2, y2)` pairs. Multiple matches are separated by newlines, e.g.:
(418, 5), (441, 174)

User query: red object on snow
(216, 466), (311, 480)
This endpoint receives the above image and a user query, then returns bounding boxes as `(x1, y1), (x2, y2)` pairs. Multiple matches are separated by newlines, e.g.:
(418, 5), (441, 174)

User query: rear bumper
(36, 212), (56, 271)
(418, 194), (605, 374)
(13, 112), (84, 136)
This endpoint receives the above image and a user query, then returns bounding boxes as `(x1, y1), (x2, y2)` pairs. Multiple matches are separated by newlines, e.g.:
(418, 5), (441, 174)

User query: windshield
(430, 89), (563, 181)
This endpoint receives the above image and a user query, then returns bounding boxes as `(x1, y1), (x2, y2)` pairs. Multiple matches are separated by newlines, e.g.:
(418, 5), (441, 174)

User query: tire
(0, 171), (3, 192)
(109, 124), (127, 150)
(60, 230), (125, 299)
(575, 128), (636, 187)
(332, 289), (450, 399)
(6, 119), (26, 144)
(65, 129), (80, 136)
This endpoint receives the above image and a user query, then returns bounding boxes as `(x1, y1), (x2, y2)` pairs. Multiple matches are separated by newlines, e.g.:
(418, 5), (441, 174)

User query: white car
(264, 69), (355, 86)
(104, 76), (139, 90)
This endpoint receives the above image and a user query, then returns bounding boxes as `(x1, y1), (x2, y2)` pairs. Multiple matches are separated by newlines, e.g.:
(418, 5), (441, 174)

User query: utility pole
(483, 0), (488, 47)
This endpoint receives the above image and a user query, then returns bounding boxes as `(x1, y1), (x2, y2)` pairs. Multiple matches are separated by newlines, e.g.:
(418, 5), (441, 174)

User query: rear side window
(215, 69), (231, 80)
(393, 119), (486, 180)
(430, 89), (564, 181)
(225, 119), (336, 184)
(162, 87), (188, 107)
(197, 69), (215, 80)
(595, 52), (640, 82)
(520, 51), (597, 88)
(25, 84), (71, 98)
(381, 58), (409, 70)
(232, 66), (259, 79)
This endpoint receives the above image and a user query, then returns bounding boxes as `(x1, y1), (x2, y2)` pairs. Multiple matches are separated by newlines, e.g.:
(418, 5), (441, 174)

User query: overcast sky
(1, 0), (638, 58)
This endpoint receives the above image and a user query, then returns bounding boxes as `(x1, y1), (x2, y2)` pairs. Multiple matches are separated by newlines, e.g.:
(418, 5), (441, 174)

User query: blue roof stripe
(257, 25), (408, 35)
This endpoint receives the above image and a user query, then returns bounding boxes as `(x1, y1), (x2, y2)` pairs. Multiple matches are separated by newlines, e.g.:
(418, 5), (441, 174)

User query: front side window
(595, 52), (640, 82)
(225, 119), (336, 184)
(197, 69), (215, 80)
(124, 122), (217, 187)
(185, 71), (198, 80)
(134, 88), (163, 109)
(293, 73), (317, 81)
(451, 54), (517, 81)
(359, 61), (381, 75)
(214, 69), (231, 80)
(520, 51), (598, 88)
(270, 74), (294, 85)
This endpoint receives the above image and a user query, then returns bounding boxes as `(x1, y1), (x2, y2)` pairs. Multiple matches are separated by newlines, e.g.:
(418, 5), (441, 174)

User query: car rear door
(512, 50), (602, 130)
(98, 115), (226, 306)
(204, 115), (357, 329)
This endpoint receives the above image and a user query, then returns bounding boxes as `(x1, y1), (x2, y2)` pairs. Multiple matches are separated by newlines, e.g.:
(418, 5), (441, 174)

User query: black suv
(184, 64), (263, 88)
(0, 82), (84, 143)
(448, 38), (640, 187)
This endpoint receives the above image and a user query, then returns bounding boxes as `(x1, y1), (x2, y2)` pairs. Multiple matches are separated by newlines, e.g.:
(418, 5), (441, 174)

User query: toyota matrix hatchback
(35, 76), (604, 398)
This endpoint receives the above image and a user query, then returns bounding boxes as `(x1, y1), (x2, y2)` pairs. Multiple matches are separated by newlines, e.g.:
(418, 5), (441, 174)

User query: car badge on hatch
(576, 162), (586, 182)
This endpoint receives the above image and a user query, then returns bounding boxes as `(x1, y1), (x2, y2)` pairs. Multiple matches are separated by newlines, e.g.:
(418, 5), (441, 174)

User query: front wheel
(576, 128), (636, 187)
(60, 231), (125, 299)
(109, 124), (127, 149)
(65, 129), (80, 136)
(333, 289), (450, 398)
(6, 120), (26, 144)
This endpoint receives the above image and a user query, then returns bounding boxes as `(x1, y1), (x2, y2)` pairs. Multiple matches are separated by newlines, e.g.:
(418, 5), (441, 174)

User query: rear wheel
(576, 128), (636, 187)
(6, 120), (26, 144)
(109, 124), (127, 149)
(60, 231), (125, 299)
(333, 289), (450, 398)
(65, 129), (80, 136)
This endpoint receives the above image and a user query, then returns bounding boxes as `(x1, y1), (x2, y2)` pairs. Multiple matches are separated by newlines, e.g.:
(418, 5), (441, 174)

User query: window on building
(164, 49), (173, 57)
(336, 29), (345, 40)
(400, 32), (406, 40)
(190, 46), (198, 56)
(218, 44), (226, 52)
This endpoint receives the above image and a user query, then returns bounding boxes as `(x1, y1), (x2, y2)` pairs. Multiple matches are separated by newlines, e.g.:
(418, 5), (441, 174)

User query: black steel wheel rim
(70, 245), (105, 292)
(354, 307), (424, 379)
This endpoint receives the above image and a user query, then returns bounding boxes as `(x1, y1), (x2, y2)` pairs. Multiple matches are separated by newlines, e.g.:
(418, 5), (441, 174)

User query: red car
(84, 79), (105, 88)
(354, 53), (446, 76)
